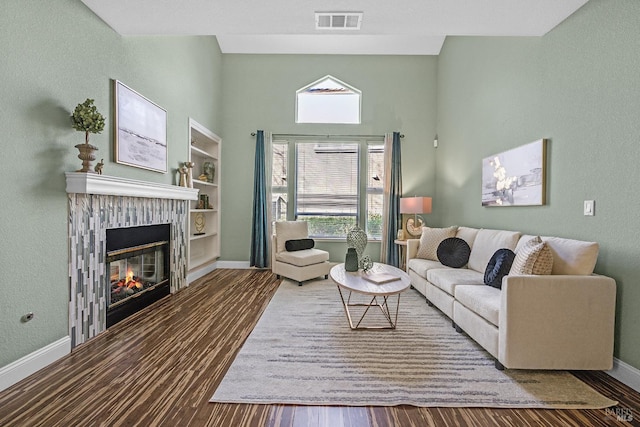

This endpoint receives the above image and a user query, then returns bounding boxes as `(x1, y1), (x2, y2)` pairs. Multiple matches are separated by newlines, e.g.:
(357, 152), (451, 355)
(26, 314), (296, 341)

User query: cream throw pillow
(511, 236), (553, 275)
(544, 237), (599, 275)
(416, 226), (458, 261)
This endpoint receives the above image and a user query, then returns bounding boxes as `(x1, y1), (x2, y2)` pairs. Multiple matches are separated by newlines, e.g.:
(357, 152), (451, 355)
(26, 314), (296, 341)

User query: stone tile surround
(66, 173), (198, 347)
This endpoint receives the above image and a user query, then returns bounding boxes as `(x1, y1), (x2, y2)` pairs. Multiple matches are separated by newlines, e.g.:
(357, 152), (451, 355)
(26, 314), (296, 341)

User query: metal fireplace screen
(105, 224), (171, 326)
(107, 242), (167, 307)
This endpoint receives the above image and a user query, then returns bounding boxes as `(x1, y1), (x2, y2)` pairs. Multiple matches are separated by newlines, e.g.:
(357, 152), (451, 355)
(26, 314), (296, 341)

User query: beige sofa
(406, 227), (616, 370)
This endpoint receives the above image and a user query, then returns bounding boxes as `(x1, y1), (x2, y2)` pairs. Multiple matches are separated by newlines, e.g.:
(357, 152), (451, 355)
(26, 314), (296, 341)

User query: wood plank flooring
(0, 269), (638, 427)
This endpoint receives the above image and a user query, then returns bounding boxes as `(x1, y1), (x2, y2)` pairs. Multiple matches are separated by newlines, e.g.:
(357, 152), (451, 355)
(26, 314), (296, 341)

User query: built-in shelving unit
(187, 118), (221, 282)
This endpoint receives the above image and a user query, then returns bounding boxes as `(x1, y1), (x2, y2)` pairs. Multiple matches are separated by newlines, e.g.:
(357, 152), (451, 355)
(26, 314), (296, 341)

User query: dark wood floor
(0, 269), (638, 426)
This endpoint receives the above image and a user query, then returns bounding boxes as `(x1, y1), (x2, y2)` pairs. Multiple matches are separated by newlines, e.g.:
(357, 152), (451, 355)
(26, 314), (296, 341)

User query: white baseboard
(217, 260), (251, 269)
(186, 261), (255, 284)
(607, 357), (640, 393)
(0, 336), (71, 392)
(187, 262), (219, 284)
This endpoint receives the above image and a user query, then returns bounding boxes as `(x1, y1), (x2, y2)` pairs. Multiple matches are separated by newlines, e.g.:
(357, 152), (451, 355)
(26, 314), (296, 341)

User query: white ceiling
(81, 0), (589, 55)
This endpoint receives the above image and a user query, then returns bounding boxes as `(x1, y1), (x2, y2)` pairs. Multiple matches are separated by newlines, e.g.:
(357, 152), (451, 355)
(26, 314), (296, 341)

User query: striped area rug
(210, 279), (616, 408)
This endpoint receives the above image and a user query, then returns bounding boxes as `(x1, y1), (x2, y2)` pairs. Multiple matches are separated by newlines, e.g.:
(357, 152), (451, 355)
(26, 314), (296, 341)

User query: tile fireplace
(66, 173), (198, 347)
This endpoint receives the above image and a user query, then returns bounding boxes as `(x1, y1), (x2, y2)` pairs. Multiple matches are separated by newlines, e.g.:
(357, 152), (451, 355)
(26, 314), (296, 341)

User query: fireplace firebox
(106, 224), (171, 327)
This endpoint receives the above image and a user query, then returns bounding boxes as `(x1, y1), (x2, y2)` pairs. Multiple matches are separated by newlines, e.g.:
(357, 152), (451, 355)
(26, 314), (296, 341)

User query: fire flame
(123, 269), (142, 289)
(114, 268), (144, 292)
(111, 268), (147, 302)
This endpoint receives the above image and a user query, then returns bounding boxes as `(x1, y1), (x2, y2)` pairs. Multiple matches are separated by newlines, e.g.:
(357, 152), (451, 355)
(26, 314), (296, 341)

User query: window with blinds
(271, 136), (384, 240)
(296, 142), (359, 238)
(366, 144), (384, 239)
(271, 142), (288, 222)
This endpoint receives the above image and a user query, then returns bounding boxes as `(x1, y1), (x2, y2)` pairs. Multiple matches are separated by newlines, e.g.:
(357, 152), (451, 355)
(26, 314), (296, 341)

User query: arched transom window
(295, 75), (361, 124)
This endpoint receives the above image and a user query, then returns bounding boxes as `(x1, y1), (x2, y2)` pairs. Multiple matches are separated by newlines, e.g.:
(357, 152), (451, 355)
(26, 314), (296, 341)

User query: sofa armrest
(405, 239), (420, 272)
(498, 274), (616, 370)
(271, 234), (277, 270)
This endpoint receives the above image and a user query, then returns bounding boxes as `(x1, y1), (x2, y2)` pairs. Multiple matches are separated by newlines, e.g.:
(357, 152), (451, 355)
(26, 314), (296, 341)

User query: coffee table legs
(336, 286), (402, 329)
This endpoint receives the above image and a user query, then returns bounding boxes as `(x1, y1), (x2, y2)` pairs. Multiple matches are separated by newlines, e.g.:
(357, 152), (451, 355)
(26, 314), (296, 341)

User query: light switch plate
(584, 200), (595, 216)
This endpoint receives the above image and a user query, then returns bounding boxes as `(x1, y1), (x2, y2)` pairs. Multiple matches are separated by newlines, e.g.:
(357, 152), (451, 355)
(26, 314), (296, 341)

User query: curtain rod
(250, 132), (403, 138)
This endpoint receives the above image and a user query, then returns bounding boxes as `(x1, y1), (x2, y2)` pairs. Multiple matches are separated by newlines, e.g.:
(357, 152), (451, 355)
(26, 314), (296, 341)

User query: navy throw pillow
(437, 237), (471, 268)
(484, 248), (516, 289)
(285, 238), (315, 252)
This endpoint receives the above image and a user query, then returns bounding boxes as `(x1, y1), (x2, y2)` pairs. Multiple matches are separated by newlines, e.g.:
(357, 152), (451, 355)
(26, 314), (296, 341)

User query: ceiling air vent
(315, 12), (363, 30)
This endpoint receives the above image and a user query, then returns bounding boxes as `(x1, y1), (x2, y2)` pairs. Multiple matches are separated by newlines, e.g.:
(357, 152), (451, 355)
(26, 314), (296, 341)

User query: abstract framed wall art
(114, 80), (167, 173)
(481, 139), (547, 206)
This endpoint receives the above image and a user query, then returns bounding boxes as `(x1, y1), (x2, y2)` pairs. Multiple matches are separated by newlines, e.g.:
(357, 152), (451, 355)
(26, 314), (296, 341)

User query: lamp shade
(400, 196), (432, 214)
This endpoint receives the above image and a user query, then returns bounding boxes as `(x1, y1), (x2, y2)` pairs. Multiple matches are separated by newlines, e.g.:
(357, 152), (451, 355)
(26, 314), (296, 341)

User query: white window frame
(272, 135), (384, 240)
(295, 75), (362, 124)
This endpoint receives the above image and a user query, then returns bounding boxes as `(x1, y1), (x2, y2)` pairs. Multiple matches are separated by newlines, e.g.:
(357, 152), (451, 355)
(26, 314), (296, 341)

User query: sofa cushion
(427, 268), (485, 295)
(467, 229), (521, 273)
(416, 226), (458, 261)
(437, 237), (471, 268)
(543, 237), (599, 275)
(455, 285), (501, 327)
(408, 258), (448, 278)
(285, 238), (315, 252)
(510, 236), (553, 275)
(456, 226), (480, 248)
(276, 248), (329, 267)
(275, 221), (308, 254)
(484, 249), (515, 289)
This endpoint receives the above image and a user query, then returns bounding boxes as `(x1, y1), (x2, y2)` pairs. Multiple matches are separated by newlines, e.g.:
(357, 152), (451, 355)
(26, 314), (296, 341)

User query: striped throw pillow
(511, 236), (553, 275)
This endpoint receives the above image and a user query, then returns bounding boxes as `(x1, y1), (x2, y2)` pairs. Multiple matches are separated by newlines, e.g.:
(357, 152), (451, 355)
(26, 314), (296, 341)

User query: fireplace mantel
(65, 172), (199, 200)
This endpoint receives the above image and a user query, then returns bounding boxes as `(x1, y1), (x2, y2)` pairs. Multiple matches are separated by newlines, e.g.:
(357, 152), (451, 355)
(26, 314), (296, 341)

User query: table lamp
(400, 196), (432, 238)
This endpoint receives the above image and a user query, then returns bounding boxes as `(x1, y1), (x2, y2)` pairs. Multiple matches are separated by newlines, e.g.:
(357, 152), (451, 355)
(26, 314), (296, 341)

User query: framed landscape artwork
(481, 139), (547, 206)
(114, 80), (167, 173)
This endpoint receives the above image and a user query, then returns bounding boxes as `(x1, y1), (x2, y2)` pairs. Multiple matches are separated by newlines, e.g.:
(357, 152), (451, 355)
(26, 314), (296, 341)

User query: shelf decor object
(194, 213), (206, 235)
(70, 98), (105, 173)
(178, 165), (188, 187)
(184, 161), (195, 188)
(203, 161), (215, 183)
(400, 196), (432, 238)
(114, 80), (167, 173)
(199, 194), (210, 210)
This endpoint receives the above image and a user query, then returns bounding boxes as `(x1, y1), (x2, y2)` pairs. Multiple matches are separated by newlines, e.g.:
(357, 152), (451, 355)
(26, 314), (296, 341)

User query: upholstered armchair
(271, 221), (331, 285)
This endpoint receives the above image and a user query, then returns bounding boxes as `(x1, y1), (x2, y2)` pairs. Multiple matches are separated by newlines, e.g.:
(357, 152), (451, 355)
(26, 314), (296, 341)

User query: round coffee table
(329, 262), (411, 330)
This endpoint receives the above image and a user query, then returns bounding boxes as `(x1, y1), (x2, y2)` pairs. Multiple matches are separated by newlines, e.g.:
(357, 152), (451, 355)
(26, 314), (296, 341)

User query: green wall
(220, 55), (438, 262)
(0, 0), (222, 366)
(436, 0), (640, 369)
(3, 0), (638, 379)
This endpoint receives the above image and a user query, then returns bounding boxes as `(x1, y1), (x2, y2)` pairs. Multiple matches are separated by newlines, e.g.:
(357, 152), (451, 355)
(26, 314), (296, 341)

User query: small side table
(394, 239), (408, 271)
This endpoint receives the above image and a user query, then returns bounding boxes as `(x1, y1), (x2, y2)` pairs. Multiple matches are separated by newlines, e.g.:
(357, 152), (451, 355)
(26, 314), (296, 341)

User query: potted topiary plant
(71, 98), (105, 173)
